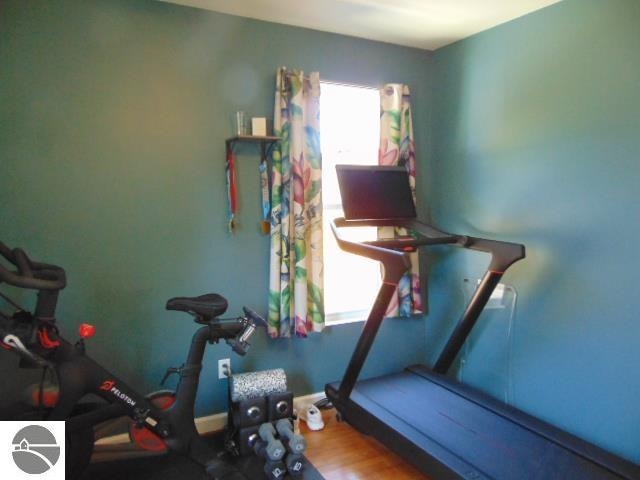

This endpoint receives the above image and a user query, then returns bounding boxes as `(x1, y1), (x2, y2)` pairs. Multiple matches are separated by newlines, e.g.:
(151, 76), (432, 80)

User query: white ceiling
(160, 0), (561, 50)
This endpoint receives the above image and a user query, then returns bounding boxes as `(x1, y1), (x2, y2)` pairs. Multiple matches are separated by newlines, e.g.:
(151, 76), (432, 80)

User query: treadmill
(325, 165), (639, 480)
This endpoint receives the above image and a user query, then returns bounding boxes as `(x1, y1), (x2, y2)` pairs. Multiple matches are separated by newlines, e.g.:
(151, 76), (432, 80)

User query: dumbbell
(258, 422), (285, 461)
(275, 418), (307, 454)
(284, 453), (305, 477)
(249, 435), (287, 480)
(264, 458), (287, 480)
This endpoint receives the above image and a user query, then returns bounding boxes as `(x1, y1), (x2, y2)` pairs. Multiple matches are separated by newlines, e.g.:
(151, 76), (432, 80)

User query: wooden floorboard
(300, 408), (431, 480)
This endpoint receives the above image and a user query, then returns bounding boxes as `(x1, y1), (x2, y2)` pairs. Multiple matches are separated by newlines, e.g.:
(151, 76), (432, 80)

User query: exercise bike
(0, 240), (266, 480)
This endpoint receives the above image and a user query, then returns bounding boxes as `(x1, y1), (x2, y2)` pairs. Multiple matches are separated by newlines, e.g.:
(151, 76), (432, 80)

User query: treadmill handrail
(331, 217), (412, 282)
(332, 217), (525, 273)
(330, 216), (526, 398)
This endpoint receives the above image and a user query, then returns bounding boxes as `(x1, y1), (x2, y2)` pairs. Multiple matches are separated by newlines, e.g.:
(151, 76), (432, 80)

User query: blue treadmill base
(326, 365), (639, 480)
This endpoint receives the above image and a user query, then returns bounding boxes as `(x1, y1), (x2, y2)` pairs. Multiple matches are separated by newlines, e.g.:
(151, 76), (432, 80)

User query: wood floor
(300, 408), (430, 480)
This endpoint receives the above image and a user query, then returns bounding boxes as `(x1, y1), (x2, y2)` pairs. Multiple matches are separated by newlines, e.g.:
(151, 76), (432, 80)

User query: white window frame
(320, 81), (381, 326)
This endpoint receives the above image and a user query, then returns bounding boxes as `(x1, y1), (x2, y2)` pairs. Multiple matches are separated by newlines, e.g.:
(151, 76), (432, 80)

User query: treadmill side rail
(330, 216), (526, 395)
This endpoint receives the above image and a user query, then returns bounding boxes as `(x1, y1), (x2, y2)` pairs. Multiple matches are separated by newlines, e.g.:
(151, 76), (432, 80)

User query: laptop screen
(336, 165), (417, 220)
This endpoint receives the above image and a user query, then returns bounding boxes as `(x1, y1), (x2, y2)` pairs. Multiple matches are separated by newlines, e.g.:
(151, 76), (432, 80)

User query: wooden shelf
(225, 135), (280, 147)
(225, 135), (281, 166)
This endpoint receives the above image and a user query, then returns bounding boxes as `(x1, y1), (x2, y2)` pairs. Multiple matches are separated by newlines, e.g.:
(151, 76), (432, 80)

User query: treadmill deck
(327, 365), (638, 480)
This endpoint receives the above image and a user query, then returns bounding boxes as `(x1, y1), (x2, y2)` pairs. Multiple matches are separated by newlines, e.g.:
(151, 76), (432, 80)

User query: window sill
(325, 309), (368, 326)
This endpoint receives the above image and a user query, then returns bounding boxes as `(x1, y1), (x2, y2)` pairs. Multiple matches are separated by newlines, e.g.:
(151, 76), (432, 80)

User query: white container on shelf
(251, 117), (268, 136)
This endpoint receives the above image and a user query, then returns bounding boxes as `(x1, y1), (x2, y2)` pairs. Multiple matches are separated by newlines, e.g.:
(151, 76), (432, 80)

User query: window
(320, 82), (381, 324)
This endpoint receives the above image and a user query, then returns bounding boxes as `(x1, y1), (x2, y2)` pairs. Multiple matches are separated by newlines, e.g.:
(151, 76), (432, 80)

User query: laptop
(335, 165), (416, 220)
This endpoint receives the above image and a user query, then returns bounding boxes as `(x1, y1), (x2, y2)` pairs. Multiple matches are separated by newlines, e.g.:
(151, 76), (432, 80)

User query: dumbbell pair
(251, 423), (286, 480)
(275, 419), (306, 476)
(252, 421), (307, 479)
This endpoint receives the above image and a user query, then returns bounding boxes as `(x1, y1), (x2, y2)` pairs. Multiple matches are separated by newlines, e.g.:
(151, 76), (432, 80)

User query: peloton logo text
(100, 380), (137, 406)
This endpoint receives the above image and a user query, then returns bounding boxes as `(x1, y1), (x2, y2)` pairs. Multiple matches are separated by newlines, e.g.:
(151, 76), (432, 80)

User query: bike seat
(166, 293), (228, 320)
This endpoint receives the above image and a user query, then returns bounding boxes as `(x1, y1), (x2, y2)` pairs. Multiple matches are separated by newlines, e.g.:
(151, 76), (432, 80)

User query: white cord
(458, 279), (519, 405)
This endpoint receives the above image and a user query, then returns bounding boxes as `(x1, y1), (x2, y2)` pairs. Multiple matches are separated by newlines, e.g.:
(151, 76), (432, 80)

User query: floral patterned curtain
(379, 83), (423, 317)
(268, 67), (324, 337)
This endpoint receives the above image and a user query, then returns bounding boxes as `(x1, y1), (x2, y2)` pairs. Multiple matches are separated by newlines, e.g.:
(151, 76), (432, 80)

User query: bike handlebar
(0, 241), (66, 291)
(242, 307), (267, 329)
(14, 248), (33, 277)
(0, 241), (13, 262)
(225, 307), (267, 356)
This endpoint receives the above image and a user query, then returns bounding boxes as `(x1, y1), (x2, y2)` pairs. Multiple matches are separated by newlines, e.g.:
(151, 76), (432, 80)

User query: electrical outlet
(218, 358), (230, 379)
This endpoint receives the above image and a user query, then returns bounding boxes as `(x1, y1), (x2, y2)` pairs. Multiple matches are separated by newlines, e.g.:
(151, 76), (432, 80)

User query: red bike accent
(100, 380), (116, 391)
(152, 395), (176, 410)
(79, 323), (96, 339)
(38, 327), (61, 349)
(129, 393), (176, 452)
(31, 388), (60, 408)
(130, 426), (169, 452)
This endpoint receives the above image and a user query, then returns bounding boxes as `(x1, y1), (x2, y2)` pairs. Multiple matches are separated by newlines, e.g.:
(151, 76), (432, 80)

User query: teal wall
(3, 0), (638, 466)
(429, 0), (639, 462)
(0, 0), (432, 415)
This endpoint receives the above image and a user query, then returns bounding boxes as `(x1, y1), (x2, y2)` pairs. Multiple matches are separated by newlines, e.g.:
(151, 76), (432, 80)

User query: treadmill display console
(336, 165), (416, 220)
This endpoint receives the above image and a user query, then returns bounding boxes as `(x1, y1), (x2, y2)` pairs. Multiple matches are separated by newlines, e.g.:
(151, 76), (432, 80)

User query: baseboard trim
(95, 390), (327, 446)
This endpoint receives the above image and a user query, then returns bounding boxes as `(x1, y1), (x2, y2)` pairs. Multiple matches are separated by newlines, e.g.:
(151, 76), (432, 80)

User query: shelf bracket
(224, 135), (281, 233)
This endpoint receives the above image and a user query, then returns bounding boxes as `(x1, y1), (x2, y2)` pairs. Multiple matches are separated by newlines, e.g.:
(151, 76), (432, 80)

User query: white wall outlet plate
(218, 358), (230, 379)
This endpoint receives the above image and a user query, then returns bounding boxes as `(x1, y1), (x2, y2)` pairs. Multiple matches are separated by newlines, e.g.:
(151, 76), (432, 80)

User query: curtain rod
(320, 79), (380, 91)
(281, 70), (379, 90)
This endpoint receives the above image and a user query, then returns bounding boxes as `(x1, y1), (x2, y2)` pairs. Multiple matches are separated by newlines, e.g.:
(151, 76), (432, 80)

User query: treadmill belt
(347, 367), (637, 479)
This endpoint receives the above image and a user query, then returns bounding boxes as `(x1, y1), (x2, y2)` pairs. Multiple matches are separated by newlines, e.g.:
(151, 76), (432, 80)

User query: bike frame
(46, 320), (244, 462)
(1, 241), (265, 479)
